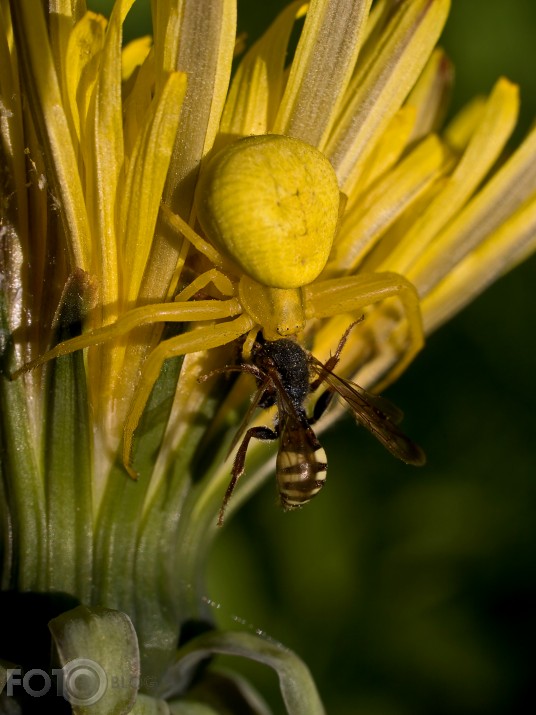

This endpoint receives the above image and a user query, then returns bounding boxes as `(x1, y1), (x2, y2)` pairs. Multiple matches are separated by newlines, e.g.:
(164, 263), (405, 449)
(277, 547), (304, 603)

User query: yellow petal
(85, 0), (135, 321)
(358, 0), (392, 46)
(409, 118), (536, 296)
(121, 72), (188, 306)
(152, 0), (181, 79)
(0, 1), (28, 246)
(65, 12), (107, 146)
(405, 47), (454, 143)
(443, 95), (487, 152)
(326, 0), (450, 195)
(9, 0), (91, 271)
(159, 0), (237, 214)
(122, 47), (156, 158)
(220, 1), (306, 138)
(327, 134), (450, 273)
(351, 105), (417, 198)
(274, 0), (374, 148)
(422, 193), (536, 333)
(382, 77), (519, 279)
(139, 0), (237, 307)
(48, 0), (85, 95)
(121, 35), (152, 82)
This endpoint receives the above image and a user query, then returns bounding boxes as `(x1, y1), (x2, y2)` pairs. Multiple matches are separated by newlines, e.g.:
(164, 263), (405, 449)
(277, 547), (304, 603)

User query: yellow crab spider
(13, 134), (424, 473)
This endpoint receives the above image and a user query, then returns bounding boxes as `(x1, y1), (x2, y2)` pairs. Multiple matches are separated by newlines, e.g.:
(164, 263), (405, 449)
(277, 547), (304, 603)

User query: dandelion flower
(1, 0), (536, 712)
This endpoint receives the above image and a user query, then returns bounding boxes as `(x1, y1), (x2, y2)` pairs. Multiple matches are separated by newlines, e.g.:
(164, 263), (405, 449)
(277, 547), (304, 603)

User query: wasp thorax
(196, 134), (341, 289)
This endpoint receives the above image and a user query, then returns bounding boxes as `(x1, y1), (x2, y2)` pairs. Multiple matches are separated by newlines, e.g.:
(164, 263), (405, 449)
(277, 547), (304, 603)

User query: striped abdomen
(276, 439), (328, 510)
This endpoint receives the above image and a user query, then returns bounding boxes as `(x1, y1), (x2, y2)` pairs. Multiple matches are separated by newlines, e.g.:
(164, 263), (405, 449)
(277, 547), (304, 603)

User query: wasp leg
(310, 389), (336, 424)
(309, 320), (364, 420)
(219, 425), (277, 527)
(310, 319), (362, 392)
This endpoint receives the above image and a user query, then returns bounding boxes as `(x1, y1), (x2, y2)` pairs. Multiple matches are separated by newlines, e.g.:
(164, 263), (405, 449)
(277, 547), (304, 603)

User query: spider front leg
(306, 271), (424, 389)
(11, 294), (242, 378)
(123, 313), (255, 475)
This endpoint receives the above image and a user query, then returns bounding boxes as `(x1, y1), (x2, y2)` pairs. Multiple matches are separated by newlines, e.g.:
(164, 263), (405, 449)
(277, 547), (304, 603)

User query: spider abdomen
(196, 134), (341, 289)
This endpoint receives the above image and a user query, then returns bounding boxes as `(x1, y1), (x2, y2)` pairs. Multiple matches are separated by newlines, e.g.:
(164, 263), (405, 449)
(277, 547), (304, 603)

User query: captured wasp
(201, 324), (425, 526)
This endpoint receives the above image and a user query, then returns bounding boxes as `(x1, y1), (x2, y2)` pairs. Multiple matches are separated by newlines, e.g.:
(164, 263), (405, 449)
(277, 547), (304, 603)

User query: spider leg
(241, 327), (260, 360)
(11, 298), (242, 378)
(123, 313), (255, 474)
(175, 268), (235, 302)
(161, 203), (237, 275)
(219, 425), (277, 527)
(306, 271), (424, 389)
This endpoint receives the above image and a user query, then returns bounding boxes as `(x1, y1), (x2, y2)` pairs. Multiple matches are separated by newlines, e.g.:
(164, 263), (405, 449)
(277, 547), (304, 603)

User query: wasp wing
(309, 356), (425, 466)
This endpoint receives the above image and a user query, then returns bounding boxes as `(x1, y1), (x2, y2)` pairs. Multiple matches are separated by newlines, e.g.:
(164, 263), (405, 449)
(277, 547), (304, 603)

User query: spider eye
(195, 134), (341, 289)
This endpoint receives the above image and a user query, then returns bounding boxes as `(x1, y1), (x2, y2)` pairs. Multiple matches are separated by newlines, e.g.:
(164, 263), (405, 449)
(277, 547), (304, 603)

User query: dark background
(92, 2), (536, 712)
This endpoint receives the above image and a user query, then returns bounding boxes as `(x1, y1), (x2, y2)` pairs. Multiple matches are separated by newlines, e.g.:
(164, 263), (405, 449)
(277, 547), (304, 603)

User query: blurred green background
(91, 2), (536, 712)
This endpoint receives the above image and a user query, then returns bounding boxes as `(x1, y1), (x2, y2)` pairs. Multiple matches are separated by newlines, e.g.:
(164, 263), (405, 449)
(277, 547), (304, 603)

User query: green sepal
(129, 693), (172, 714)
(161, 631), (325, 715)
(167, 702), (222, 715)
(168, 667), (272, 715)
(0, 660), (16, 692)
(0, 659), (21, 714)
(0, 294), (46, 591)
(48, 604), (139, 715)
(93, 351), (184, 677)
(43, 273), (93, 601)
(131, 694), (222, 714)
